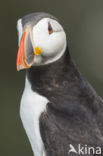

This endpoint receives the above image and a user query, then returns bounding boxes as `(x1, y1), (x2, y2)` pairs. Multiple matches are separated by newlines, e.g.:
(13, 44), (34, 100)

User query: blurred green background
(1, 0), (103, 155)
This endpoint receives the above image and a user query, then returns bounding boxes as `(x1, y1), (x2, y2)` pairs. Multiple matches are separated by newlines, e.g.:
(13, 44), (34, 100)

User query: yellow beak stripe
(34, 46), (42, 55)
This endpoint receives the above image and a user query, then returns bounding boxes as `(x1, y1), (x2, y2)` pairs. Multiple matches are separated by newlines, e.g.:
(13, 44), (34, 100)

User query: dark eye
(48, 23), (53, 34)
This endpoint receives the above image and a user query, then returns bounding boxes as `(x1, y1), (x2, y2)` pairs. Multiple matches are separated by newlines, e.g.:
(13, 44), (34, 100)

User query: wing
(38, 61), (103, 156)
(28, 52), (103, 155)
(40, 99), (103, 156)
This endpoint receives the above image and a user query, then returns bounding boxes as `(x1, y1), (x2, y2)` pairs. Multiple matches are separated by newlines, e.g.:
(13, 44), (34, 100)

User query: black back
(27, 47), (103, 156)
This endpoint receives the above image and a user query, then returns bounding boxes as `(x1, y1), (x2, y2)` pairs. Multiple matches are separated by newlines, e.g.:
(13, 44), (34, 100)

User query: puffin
(16, 12), (103, 156)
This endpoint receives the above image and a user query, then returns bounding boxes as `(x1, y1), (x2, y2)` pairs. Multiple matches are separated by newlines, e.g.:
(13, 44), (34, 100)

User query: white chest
(20, 78), (48, 156)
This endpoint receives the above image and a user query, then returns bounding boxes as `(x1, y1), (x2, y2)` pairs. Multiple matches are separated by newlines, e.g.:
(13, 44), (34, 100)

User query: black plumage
(22, 12), (57, 28)
(27, 47), (103, 156)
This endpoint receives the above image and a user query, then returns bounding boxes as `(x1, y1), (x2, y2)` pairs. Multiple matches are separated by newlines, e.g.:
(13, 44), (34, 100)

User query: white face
(17, 17), (66, 66)
(32, 18), (66, 65)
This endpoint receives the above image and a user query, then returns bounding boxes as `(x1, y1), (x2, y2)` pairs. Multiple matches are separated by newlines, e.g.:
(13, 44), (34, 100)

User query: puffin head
(16, 12), (67, 71)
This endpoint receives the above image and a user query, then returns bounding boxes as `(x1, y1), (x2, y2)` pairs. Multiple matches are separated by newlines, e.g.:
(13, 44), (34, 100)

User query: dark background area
(1, 0), (103, 155)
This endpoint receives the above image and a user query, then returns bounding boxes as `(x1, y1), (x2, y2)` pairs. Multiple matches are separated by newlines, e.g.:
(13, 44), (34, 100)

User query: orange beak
(17, 28), (42, 71)
(17, 31), (30, 71)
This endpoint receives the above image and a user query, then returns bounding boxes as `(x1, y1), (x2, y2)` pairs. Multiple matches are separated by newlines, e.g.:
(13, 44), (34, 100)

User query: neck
(26, 47), (80, 97)
(26, 47), (98, 115)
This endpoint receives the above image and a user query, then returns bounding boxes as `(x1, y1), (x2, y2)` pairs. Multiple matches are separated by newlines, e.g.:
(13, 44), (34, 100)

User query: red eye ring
(48, 23), (53, 34)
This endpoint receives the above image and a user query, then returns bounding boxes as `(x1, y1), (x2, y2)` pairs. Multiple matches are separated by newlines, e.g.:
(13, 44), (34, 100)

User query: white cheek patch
(32, 18), (49, 47)
(17, 19), (23, 46)
(32, 18), (67, 65)
(44, 37), (66, 64)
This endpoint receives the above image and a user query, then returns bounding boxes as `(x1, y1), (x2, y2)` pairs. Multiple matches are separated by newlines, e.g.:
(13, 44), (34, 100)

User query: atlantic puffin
(16, 12), (103, 156)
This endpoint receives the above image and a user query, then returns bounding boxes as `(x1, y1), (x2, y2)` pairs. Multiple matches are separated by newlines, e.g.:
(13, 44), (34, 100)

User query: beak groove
(16, 27), (43, 71)
(16, 28), (34, 71)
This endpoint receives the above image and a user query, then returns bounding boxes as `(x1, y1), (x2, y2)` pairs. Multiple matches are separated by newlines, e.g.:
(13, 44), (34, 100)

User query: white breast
(20, 78), (49, 156)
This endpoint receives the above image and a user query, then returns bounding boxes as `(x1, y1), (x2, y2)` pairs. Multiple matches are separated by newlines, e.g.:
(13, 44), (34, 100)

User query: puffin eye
(48, 23), (53, 34)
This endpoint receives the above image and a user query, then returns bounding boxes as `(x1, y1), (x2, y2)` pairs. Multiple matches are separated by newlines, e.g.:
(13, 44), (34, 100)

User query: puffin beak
(17, 28), (34, 71)
(17, 27), (43, 71)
